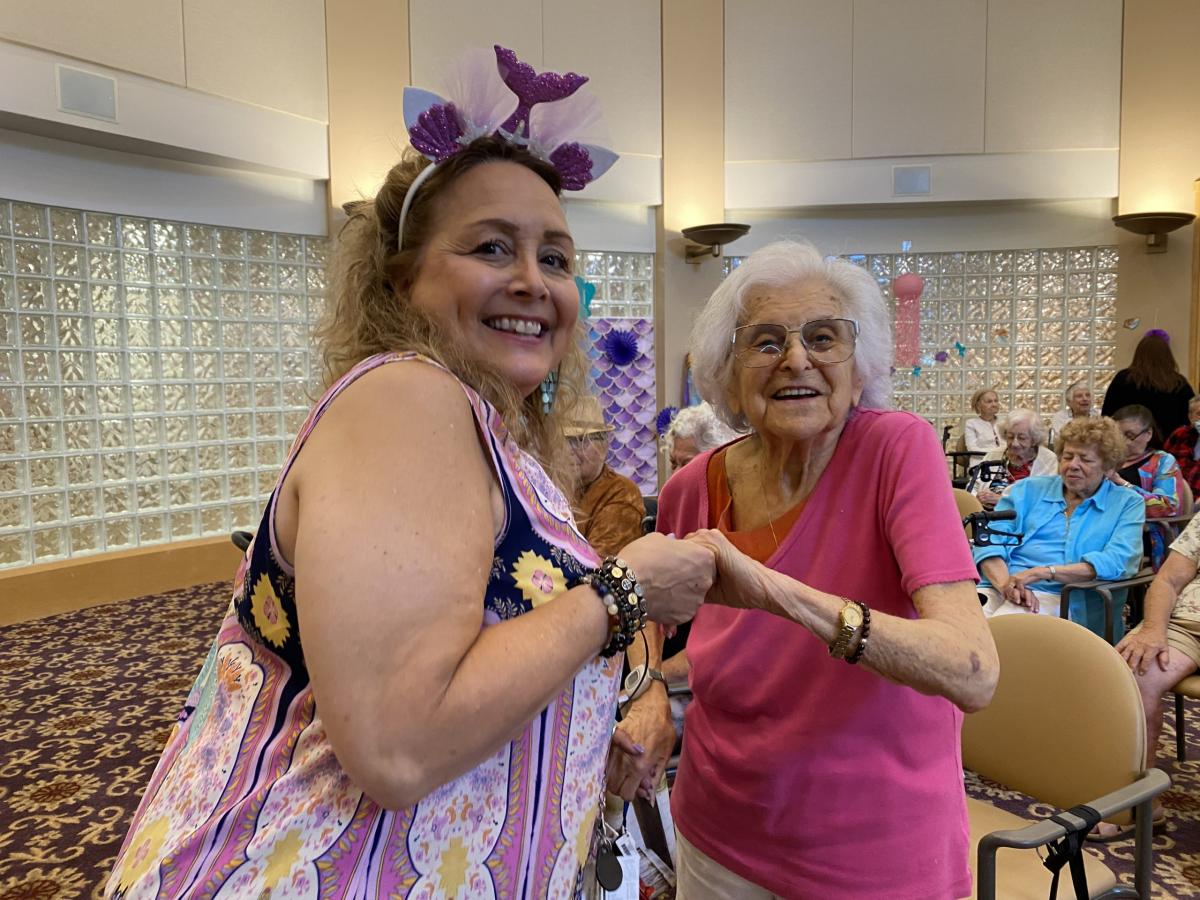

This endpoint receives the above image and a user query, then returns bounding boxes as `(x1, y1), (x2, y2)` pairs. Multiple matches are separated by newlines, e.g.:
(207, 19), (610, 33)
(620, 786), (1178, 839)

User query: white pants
(978, 586), (1061, 619)
(674, 830), (783, 899)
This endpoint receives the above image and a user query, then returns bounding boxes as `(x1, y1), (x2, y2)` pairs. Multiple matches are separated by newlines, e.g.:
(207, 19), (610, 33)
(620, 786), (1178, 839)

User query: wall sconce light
(1112, 212), (1196, 254)
(682, 223), (751, 264)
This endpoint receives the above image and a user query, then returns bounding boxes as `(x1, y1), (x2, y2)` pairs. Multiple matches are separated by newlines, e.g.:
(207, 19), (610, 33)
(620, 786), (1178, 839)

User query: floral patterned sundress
(106, 352), (619, 899)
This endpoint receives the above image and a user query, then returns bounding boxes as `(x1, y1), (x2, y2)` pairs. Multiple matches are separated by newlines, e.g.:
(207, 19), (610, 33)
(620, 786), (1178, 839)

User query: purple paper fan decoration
(656, 407), (679, 436)
(1146, 328), (1171, 343)
(601, 329), (640, 367)
(934, 350), (949, 363)
(409, 103), (465, 162)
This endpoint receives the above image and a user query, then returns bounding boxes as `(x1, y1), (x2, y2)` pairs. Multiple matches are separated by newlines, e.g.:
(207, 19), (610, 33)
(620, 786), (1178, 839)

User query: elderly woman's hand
(607, 698), (676, 801)
(977, 489), (1000, 509)
(619, 532), (716, 626)
(1004, 568), (1043, 612)
(685, 529), (771, 610)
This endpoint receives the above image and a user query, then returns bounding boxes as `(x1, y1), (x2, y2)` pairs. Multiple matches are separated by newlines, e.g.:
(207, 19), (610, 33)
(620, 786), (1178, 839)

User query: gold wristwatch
(829, 600), (864, 660)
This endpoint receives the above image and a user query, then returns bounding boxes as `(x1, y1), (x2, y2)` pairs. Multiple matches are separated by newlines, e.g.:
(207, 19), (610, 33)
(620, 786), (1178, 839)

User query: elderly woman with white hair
(611, 241), (998, 899)
(664, 402), (742, 472)
(971, 407), (1058, 508)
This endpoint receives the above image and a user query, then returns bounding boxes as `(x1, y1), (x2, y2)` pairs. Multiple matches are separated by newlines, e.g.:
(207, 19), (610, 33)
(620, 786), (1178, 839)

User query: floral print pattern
(103, 353), (619, 899)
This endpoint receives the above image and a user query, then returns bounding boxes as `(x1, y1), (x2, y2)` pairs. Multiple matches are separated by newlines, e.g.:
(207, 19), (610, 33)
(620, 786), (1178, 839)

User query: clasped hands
(999, 567), (1049, 613)
(606, 528), (763, 802)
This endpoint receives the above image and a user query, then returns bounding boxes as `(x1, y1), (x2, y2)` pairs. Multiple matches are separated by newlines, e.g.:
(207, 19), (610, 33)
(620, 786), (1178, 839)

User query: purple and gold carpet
(0, 582), (1198, 898)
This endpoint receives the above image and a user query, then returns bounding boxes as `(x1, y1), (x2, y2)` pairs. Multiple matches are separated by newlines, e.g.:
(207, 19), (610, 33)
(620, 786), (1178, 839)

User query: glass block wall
(0, 210), (656, 570)
(0, 198), (328, 569)
(576, 251), (654, 318)
(726, 247), (1119, 440)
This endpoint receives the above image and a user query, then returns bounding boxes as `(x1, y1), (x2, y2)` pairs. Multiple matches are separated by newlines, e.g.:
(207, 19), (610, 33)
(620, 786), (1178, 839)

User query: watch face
(843, 605), (863, 628)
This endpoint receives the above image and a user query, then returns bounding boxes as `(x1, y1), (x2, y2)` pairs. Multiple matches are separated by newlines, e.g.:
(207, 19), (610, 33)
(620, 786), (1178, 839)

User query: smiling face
(1068, 385), (1092, 416)
(1059, 441), (1108, 499)
(406, 161), (578, 397)
(976, 391), (1000, 420)
(727, 279), (863, 443)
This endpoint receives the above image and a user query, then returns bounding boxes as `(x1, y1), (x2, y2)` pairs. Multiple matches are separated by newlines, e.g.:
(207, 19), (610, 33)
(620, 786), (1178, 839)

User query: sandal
(1086, 807), (1165, 843)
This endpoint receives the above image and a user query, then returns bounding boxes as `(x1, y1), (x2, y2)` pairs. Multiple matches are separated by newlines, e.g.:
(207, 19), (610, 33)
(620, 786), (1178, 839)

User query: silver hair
(1064, 379), (1091, 400)
(664, 402), (742, 456)
(689, 240), (894, 430)
(998, 407), (1047, 446)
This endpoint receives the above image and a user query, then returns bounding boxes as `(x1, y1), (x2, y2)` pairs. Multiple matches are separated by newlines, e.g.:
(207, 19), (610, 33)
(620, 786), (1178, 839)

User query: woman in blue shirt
(974, 417), (1145, 640)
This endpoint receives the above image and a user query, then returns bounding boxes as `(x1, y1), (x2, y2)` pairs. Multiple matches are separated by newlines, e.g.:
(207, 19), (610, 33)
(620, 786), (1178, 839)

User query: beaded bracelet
(572, 557), (647, 658)
(846, 601), (871, 665)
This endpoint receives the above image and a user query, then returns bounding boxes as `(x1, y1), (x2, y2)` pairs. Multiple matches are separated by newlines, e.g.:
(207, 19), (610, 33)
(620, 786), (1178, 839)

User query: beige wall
(0, 0), (327, 120)
(1118, 1), (1200, 379)
(326, 0), (411, 217)
(657, 0), (725, 416)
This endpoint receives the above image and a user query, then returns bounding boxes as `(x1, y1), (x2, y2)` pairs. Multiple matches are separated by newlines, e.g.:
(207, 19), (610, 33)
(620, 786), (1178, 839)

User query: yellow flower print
(575, 805), (598, 867)
(511, 551), (567, 608)
(113, 815), (170, 892)
(250, 574), (291, 648)
(437, 837), (471, 896)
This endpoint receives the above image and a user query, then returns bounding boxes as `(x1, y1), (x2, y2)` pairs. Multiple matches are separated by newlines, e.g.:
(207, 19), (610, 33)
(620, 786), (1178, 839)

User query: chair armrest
(976, 768), (1171, 898)
(1059, 569), (1155, 641)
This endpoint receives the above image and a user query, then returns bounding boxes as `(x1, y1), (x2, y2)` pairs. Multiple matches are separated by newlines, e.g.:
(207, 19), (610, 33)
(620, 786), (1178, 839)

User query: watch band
(1048, 565), (1058, 582)
(828, 600), (863, 660)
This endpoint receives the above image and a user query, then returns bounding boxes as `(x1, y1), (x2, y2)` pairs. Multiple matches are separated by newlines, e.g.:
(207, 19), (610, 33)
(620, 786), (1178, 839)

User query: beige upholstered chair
(1171, 674), (1200, 762)
(953, 488), (984, 541)
(963, 615), (1169, 899)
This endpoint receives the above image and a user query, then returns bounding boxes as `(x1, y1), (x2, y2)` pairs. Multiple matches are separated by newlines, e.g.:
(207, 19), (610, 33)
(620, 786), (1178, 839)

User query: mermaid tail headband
(397, 45), (619, 247)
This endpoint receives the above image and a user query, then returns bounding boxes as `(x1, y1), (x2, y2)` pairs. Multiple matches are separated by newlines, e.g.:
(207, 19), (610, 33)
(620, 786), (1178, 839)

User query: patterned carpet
(0, 582), (1199, 898)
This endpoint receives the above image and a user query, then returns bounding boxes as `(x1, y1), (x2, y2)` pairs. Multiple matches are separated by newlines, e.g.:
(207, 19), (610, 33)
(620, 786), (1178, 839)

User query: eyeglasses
(568, 432), (608, 446)
(732, 318), (859, 368)
(1120, 426), (1150, 442)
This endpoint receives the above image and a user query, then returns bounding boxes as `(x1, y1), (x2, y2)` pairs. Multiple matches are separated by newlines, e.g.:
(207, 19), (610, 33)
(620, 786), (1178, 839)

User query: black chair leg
(1177, 692), (1187, 763)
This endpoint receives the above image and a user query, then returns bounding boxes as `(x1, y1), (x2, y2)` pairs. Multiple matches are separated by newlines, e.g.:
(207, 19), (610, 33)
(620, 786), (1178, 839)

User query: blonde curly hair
(1056, 416), (1126, 470)
(315, 136), (589, 494)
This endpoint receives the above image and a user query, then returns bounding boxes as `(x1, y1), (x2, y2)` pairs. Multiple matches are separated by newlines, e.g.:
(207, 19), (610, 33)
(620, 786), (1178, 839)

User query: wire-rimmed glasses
(732, 318), (859, 368)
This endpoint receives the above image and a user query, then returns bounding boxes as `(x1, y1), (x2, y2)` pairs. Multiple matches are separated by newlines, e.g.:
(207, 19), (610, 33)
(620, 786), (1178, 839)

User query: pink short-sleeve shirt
(658, 408), (979, 900)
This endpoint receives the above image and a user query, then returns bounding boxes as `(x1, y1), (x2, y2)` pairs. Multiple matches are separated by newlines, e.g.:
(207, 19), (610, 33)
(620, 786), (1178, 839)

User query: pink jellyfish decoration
(892, 273), (925, 368)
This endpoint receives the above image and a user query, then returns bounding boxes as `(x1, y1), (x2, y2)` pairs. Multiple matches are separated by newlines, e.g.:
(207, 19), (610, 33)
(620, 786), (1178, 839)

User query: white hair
(1065, 379), (1091, 400)
(690, 240), (893, 429)
(665, 402), (742, 456)
(999, 407), (1047, 446)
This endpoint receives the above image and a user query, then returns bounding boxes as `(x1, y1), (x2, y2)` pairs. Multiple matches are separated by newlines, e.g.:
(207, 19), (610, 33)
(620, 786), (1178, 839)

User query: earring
(540, 369), (558, 415)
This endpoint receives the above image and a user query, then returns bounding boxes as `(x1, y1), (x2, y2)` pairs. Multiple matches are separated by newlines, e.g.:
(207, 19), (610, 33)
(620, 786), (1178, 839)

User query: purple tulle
(409, 103), (464, 162)
(1146, 328), (1171, 343)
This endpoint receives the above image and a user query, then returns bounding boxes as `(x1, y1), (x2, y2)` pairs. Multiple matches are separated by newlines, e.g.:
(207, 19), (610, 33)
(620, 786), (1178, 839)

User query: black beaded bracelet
(846, 602), (871, 665)
(572, 557), (647, 657)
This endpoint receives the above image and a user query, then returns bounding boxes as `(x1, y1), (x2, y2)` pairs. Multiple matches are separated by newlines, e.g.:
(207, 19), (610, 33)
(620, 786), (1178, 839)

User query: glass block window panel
(576, 251), (654, 318)
(0, 197), (328, 569)
(726, 245), (1118, 452)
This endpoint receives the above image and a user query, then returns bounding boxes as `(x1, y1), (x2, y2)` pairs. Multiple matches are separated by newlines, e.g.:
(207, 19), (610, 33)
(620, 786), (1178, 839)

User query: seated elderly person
(962, 388), (1002, 465)
(1105, 514), (1200, 838)
(1164, 395), (1200, 498)
(1112, 404), (1185, 571)
(664, 402), (742, 472)
(970, 407), (1058, 509)
(974, 417), (1145, 640)
(1048, 379), (1095, 445)
(566, 394), (645, 557)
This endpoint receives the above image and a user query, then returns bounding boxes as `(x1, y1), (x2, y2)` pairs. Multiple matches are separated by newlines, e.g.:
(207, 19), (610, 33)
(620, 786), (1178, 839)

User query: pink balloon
(892, 273), (925, 302)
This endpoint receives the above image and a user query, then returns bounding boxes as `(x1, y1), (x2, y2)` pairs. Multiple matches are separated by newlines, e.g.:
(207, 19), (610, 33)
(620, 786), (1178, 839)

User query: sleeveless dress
(106, 352), (620, 899)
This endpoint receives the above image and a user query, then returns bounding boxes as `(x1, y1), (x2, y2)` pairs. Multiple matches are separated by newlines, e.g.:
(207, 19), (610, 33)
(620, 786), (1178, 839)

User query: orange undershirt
(706, 446), (807, 564)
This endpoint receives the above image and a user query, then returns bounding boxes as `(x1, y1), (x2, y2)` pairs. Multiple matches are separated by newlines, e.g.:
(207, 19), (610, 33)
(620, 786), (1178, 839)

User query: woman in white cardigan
(972, 408), (1059, 508)
(963, 388), (1002, 463)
